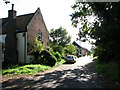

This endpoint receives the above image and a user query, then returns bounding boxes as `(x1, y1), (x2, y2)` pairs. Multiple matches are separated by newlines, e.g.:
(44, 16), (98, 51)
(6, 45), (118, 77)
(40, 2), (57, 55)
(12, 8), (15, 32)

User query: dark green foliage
(33, 51), (40, 59)
(49, 27), (71, 47)
(33, 36), (45, 54)
(71, 2), (120, 82)
(64, 44), (77, 55)
(71, 2), (120, 64)
(33, 36), (45, 59)
(39, 50), (57, 66)
(54, 52), (62, 62)
(49, 48), (55, 55)
(52, 45), (64, 54)
(94, 58), (120, 82)
(49, 49), (62, 62)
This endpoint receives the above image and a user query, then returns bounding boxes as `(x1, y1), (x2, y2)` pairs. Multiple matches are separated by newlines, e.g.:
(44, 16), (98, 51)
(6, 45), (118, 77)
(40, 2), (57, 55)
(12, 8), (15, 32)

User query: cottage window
(38, 31), (42, 41)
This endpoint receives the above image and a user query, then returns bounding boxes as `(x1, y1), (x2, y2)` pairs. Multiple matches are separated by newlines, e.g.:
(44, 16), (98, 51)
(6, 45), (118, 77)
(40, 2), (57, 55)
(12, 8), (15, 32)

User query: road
(2, 56), (105, 89)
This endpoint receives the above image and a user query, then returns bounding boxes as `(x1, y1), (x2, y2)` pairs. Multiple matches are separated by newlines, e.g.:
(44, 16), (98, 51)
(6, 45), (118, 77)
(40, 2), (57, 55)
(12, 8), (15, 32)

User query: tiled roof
(1, 13), (34, 34)
(72, 41), (82, 49)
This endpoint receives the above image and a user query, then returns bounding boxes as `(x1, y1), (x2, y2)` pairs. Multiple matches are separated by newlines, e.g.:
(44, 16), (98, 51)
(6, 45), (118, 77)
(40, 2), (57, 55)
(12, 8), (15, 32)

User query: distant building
(0, 4), (49, 64)
(72, 41), (90, 57)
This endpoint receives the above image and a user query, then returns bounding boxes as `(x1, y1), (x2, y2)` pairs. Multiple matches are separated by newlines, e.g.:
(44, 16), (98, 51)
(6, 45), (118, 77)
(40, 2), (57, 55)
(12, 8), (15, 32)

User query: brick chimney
(4, 4), (18, 64)
(8, 4), (17, 20)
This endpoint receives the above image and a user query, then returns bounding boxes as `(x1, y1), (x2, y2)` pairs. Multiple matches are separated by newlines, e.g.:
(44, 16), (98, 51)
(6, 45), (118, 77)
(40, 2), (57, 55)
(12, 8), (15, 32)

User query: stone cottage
(0, 4), (49, 64)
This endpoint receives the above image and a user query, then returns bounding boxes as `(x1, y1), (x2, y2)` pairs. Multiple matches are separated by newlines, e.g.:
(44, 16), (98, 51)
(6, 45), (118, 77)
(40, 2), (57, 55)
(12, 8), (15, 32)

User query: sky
(0, 0), (92, 50)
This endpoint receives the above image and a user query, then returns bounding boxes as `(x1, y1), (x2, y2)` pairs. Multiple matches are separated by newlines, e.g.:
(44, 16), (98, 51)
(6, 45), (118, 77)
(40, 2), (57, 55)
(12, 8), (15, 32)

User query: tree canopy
(71, 2), (120, 63)
(49, 27), (71, 47)
(64, 44), (77, 55)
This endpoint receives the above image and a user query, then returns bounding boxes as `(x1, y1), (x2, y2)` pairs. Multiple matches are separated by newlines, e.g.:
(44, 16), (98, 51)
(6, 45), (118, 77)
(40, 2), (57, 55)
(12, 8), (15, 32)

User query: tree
(52, 45), (64, 55)
(49, 27), (71, 47)
(33, 36), (45, 54)
(64, 44), (77, 55)
(70, 2), (120, 63)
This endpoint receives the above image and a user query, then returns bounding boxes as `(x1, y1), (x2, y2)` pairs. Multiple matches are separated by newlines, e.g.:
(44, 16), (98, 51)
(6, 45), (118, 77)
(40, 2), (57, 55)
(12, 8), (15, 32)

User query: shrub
(33, 36), (45, 54)
(55, 59), (66, 66)
(54, 52), (62, 62)
(64, 44), (77, 55)
(33, 51), (40, 59)
(74, 56), (77, 59)
(95, 58), (120, 82)
(52, 45), (64, 54)
(32, 36), (45, 59)
(49, 48), (55, 55)
(39, 50), (57, 66)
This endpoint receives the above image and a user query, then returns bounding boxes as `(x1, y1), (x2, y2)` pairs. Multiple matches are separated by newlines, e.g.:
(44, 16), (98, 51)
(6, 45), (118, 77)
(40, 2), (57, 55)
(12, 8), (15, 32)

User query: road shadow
(2, 62), (106, 89)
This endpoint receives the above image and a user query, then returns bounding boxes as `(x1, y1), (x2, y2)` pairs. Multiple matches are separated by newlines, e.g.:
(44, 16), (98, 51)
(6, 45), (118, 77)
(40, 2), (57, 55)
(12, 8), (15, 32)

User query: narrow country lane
(2, 56), (105, 89)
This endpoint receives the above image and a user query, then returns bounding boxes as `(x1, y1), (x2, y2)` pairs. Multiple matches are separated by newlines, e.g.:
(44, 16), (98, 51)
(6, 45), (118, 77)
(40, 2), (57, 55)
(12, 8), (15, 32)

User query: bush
(33, 37), (45, 54)
(35, 50), (57, 66)
(52, 45), (64, 54)
(64, 44), (77, 55)
(95, 58), (120, 82)
(55, 59), (66, 66)
(74, 56), (77, 59)
(49, 48), (55, 55)
(32, 37), (45, 59)
(33, 51), (40, 59)
(54, 52), (62, 62)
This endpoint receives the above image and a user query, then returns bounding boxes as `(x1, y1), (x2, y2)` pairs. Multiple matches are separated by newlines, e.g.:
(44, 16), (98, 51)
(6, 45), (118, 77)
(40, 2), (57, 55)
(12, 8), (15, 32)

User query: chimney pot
(8, 4), (16, 19)
(12, 4), (14, 10)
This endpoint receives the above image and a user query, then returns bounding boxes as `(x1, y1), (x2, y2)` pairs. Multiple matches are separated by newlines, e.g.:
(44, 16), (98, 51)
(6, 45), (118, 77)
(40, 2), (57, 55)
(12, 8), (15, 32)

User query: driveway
(2, 56), (105, 89)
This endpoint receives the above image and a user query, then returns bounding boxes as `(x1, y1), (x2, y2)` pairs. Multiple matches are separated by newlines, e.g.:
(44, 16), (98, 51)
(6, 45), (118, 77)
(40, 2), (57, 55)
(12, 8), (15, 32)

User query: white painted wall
(0, 33), (26, 63)
(1, 32), (35, 64)
(0, 34), (6, 43)
(24, 32), (35, 64)
(0, 34), (6, 62)
(17, 32), (35, 64)
(16, 33), (25, 64)
(26, 55), (35, 63)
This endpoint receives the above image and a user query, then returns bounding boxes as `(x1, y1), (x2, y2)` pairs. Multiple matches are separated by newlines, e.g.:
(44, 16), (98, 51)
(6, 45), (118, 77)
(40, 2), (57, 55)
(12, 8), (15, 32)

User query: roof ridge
(17, 13), (34, 17)
(1, 12), (34, 19)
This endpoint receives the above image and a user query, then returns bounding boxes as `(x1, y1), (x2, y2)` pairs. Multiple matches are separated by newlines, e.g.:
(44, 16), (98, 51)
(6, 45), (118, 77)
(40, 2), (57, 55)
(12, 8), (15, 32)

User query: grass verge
(2, 59), (66, 76)
(2, 64), (51, 75)
(55, 59), (66, 66)
(94, 58), (119, 82)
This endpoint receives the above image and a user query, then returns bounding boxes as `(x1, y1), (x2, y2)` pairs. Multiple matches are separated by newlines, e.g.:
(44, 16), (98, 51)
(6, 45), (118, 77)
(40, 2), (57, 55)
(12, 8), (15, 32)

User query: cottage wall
(0, 34), (6, 43)
(1, 33), (27, 63)
(81, 48), (90, 56)
(16, 32), (25, 64)
(0, 34), (6, 62)
(27, 8), (49, 54)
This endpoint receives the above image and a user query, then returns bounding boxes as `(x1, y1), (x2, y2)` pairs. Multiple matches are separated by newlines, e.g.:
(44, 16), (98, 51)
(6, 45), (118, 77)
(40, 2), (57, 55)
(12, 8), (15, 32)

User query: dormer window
(38, 31), (42, 41)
